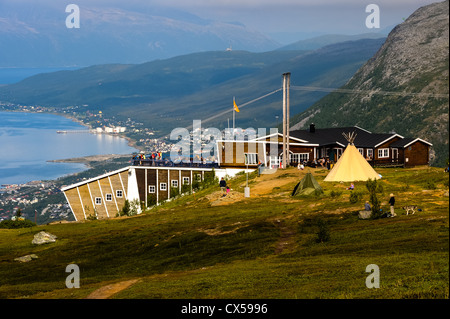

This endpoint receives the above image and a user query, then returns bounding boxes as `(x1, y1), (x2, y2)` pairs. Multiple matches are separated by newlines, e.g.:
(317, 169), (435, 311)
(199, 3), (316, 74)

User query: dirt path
(86, 279), (141, 299)
(274, 219), (297, 255)
(205, 168), (310, 206)
(86, 168), (318, 298)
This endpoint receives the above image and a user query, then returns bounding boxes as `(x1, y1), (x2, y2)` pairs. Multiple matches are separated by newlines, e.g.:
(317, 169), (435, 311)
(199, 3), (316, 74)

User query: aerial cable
(162, 88), (282, 138)
(163, 84), (447, 138)
(290, 85), (448, 99)
(191, 88), (282, 126)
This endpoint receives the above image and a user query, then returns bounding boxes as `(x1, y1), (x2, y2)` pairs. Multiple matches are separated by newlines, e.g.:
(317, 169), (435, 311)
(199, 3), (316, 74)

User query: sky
(162, 0), (441, 41)
(2, 0), (442, 43)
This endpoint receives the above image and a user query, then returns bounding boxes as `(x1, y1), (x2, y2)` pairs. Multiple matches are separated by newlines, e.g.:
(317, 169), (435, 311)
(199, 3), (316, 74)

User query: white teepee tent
(324, 132), (381, 182)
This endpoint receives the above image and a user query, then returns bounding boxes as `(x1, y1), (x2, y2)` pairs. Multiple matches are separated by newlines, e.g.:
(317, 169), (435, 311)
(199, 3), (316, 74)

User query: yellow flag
(233, 100), (240, 112)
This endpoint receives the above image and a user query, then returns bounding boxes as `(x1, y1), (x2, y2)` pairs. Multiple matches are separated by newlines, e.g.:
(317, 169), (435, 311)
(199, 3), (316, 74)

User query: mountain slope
(291, 0), (449, 166)
(0, 38), (385, 134)
(277, 33), (386, 51)
(0, 50), (303, 106)
(129, 38), (386, 132)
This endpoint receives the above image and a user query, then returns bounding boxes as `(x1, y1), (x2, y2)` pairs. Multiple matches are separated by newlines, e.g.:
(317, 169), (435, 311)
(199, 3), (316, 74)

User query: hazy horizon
(1, 0), (441, 44)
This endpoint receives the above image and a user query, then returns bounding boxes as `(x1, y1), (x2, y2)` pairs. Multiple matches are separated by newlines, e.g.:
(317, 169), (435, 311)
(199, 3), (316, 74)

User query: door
(392, 148), (398, 163)
(335, 148), (343, 160)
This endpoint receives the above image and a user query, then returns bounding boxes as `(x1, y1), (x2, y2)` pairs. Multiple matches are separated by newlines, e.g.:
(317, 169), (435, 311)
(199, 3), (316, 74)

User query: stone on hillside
(358, 210), (372, 219)
(14, 254), (38, 263)
(32, 231), (57, 245)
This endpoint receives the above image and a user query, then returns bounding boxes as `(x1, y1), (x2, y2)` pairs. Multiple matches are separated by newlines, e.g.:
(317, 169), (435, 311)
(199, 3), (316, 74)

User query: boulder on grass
(14, 254), (38, 263)
(358, 210), (372, 219)
(32, 231), (57, 245)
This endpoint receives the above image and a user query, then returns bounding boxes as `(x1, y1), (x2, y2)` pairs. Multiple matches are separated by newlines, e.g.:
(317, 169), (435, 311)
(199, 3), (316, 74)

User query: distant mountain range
(277, 33), (387, 51)
(291, 0), (449, 166)
(0, 38), (385, 134)
(0, 2), (391, 69)
(0, 3), (279, 67)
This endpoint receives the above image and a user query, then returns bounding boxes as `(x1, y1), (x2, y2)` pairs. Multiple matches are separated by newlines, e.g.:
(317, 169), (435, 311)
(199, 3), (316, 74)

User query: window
(378, 148), (389, 158)
(270, 156), (280, 167)
(105, 194), (112, 201)
(367, 149), (373, 159)
(95, 197), (102, 205)
(116, 190), (123, 198)
(244, 153), (258, 165)
(171, 180), (178, 188)
(358, 148), (364, 156)
(290, 153), (309, 163)
(160, 183), (167, 191)
(149, 185), (156, 193)
(183, 177), (190, 185)
(195, 173), (202, 181)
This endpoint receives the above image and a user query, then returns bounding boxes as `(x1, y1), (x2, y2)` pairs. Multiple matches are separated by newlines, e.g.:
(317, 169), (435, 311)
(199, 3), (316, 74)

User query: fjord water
(0, 111), (138, 185)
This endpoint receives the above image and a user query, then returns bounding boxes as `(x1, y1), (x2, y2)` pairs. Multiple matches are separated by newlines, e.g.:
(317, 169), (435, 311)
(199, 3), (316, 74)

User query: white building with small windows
(61, 166), (220, 221)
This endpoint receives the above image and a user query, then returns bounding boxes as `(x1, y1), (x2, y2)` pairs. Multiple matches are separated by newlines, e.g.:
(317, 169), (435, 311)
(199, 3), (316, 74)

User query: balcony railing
(132, 159), (219, 168)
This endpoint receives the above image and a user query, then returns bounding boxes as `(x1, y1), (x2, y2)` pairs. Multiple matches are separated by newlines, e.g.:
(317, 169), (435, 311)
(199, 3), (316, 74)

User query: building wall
(404, 141), (430, 167)
(63, 168), (129, 221)
(373, 137), (403, 165)
(125, 167), (215, 207)
(63, 166), (218, 221)
(287, 145), (316, 163)
(218, 141), (266, 168)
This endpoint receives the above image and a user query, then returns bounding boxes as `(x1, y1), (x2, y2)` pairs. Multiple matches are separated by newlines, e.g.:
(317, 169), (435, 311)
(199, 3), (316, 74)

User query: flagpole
(233, 96), (235, 133)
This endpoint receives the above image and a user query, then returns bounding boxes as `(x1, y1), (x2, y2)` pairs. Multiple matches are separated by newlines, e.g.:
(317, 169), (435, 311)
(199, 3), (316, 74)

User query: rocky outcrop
(32, 231), (57, 245)
(292, 0), (449, 166)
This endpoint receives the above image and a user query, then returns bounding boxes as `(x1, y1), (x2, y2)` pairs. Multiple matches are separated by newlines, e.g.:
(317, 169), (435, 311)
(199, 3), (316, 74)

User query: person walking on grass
(220, 177), (227, 196)
(389, 193), (396, 217)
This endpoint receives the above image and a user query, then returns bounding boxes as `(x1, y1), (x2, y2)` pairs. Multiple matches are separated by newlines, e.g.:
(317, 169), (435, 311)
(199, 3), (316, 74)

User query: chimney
(309, 123), (315, 133)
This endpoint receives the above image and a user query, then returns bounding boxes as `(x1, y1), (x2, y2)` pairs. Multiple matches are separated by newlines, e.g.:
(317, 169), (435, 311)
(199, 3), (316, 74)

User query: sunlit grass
(0, 166), (448, 299)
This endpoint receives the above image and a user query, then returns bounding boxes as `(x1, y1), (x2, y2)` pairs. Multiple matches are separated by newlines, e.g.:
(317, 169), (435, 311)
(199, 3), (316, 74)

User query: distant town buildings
(0, 181), (71, 223)
(95, 126), (126, 133)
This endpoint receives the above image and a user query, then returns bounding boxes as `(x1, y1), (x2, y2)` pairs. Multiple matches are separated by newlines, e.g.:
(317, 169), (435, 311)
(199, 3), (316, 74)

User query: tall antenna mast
(282, 72), (291, 169)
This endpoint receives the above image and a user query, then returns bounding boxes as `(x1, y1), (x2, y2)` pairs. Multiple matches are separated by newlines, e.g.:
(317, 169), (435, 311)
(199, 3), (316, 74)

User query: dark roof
(390, 138), (416, 148)
(390, 137), (433, 147)
(289, 126), (422, 148)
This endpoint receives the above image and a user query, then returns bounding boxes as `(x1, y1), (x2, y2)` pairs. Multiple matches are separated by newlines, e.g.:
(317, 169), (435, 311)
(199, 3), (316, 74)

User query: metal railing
(132, 159), (219, 168)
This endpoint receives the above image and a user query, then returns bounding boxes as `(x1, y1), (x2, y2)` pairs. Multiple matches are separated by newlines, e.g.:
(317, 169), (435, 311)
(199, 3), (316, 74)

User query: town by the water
(0, 102), (173, 223)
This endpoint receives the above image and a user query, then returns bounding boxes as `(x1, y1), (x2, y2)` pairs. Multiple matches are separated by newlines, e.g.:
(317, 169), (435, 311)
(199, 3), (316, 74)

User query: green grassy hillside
(0, 166), (448, 299)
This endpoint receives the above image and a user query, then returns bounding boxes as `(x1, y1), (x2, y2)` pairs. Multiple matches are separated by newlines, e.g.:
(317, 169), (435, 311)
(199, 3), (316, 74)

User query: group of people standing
(134, 152), (163, 160)
(133, 152), (164, 164)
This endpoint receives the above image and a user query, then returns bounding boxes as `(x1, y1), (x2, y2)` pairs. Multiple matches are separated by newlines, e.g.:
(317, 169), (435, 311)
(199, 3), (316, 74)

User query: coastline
(1, 154), (132, 189)
(53, 111), (143, 152)
(48, 154), (132, 169)
(0, 109), (143, 153)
